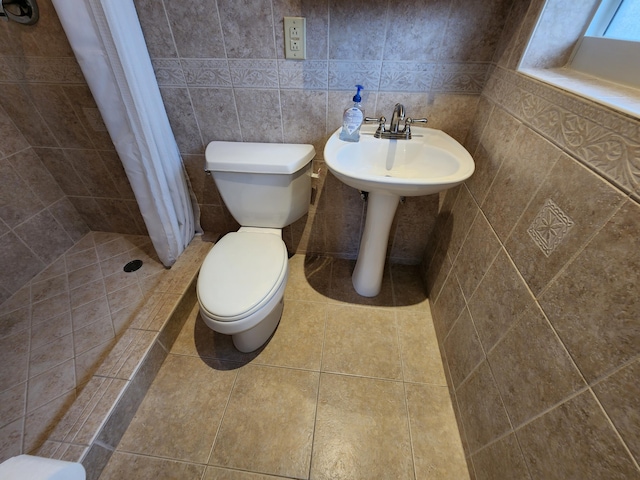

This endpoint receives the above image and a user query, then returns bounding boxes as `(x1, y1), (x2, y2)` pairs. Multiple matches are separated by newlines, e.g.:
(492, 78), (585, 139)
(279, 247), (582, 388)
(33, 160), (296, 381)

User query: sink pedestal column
(352, 191), (400, 297)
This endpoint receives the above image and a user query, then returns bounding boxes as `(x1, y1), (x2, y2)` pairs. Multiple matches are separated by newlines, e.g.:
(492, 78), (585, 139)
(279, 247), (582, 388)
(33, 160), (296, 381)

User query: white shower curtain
(51, 0), (200, 267)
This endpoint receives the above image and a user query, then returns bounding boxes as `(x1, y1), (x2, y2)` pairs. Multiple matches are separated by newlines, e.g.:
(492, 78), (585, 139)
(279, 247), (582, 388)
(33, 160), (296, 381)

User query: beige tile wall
(0, 0), (148, 303)
(0, 0), (518, 303)
(133, 0), (516, 261)
(425, 1), (640, 477)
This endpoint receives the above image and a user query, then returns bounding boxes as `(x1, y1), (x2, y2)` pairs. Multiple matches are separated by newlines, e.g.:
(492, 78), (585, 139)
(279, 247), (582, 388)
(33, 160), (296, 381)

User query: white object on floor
(0, 455), (85, 480)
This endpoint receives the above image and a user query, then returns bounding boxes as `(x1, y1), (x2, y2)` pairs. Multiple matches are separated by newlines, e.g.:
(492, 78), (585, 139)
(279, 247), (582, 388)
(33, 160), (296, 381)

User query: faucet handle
(403, 117), (428, 140)
(365, 116), (386, 138)
(365, 116), (386, 124)
(406, 117), (428, 125)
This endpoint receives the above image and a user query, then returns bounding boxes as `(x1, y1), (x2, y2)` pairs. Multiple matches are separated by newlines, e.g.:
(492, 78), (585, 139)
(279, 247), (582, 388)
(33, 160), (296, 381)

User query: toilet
(197, 141), (315, 352)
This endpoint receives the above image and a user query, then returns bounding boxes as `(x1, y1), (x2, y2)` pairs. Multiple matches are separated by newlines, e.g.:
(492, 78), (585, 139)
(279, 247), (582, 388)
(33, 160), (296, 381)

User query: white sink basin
(324, 124), (475, 197)
(324, 124), (475, 297)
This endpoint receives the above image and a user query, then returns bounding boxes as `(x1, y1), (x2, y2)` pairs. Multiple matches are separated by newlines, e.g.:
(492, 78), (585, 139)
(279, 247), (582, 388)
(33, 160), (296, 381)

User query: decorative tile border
(151, 59), (186, 87)
(328, 60), (382, 91)
(229, 59), (278, 89)
(484, 66), (640, 198)
(183, 59), (232, 88)
(379, 62), (435, 92)
(149, 57), (493, 94)
(527, 198), (575, 257)
(0, 57), (85, 84)
(278, 60), (328, 90)
(431, 63), (490, 94)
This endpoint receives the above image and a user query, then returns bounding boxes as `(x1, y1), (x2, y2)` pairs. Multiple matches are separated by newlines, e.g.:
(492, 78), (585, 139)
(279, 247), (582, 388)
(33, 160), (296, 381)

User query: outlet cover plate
(284, 16), (306, 60)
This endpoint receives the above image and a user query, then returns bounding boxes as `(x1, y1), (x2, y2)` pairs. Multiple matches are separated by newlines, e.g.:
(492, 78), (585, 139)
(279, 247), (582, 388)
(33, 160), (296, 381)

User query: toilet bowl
(197, 227), (288, 352)
(197, 141), (315, 352)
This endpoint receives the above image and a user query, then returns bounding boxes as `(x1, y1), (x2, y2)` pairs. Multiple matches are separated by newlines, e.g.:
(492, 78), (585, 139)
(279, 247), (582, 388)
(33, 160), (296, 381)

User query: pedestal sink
(324, 124), (475, 297)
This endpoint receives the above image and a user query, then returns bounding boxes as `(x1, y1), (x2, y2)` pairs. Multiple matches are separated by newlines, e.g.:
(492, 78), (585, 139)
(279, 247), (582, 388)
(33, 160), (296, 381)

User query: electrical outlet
(284, 17), (306, 59)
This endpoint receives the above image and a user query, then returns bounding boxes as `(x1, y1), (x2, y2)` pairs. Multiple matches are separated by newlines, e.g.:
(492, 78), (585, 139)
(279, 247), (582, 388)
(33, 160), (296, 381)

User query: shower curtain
(51, 0), (200, 267)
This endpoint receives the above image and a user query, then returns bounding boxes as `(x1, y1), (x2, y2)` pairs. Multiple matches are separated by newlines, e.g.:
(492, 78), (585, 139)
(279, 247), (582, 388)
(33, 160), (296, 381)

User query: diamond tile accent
(527, 199), (575, 257)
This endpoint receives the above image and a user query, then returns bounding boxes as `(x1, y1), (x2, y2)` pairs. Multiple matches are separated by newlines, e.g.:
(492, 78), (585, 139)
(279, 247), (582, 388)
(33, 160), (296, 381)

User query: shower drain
(123, 259), (143, 272)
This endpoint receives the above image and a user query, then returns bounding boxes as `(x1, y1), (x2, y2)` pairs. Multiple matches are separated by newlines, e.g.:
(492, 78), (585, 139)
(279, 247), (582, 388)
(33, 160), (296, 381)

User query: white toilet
(197, 141), (315, 352)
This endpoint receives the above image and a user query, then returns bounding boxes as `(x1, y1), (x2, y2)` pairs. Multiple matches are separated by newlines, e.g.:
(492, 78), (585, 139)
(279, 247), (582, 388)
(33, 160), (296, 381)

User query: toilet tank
(205, 141), (315, 228)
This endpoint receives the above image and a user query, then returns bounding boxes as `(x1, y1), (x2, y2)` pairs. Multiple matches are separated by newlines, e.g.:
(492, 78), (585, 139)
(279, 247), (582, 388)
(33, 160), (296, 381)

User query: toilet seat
(197, 230), (288, 322)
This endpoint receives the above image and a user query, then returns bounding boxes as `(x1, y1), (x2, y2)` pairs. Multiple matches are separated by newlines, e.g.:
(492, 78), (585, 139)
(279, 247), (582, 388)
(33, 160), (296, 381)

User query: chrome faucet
(365, 104), (428, 140)
(389, 103), (405, 133)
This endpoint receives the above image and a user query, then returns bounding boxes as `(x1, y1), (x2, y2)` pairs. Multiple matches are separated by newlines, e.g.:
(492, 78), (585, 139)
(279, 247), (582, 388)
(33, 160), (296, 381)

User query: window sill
(519, 67), (640, 120)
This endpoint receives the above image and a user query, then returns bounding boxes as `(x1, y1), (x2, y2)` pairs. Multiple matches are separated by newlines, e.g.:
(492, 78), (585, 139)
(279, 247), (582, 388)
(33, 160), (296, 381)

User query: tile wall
(425, 0), (640, 477)
(0, 0), (147, 303)
(133, 0), (514, 261)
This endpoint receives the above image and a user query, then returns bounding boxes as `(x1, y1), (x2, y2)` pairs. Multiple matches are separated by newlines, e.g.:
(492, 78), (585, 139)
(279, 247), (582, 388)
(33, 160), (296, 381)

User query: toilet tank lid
(206, 141), (315, 174)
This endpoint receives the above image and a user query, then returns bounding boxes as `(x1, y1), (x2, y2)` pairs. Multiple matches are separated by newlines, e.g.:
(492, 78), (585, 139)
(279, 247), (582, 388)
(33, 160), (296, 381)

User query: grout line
(204, 363), (239, 467)
(590, 384), (640, 472)
(402, 380), (419, 480)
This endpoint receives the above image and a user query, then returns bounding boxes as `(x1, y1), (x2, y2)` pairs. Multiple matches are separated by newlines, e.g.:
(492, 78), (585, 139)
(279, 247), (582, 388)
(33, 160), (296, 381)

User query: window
(570, 0), (640, 88)
(519, 0), (640, 119)
(587, 0), (640, 42)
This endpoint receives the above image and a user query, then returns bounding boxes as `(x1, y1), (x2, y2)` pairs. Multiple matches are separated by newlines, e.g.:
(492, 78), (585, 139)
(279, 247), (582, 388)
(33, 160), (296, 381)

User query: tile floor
(99, 255), (469, 479)
(0, 232), (171, 461)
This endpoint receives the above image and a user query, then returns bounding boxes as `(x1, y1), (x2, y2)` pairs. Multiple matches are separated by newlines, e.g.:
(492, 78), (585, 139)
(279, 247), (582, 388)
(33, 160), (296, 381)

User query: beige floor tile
(31, 274), (69, 304)
(96, 237), (133, 261)
(209, 365), (319, 479)
(0, 232), (206, 462)
(0, 307), (30, 340)
(405, 383), (470, 479)
(285, 254), (332, 303)
(107, 283), (143, 312)
(391, 264), (429, 310)
(203, 466), (283, 480)
(103, 269), (138, 295)
(0, 382), (26, 427)
(0, 419), (24, 462)
(322, 305), (403, 380)
(26, 359), (75, 412)
(67, 263), (102, 291)
(171, 304), (260, 364)
(64, 248), (98, 273)
(329, 258), (395, 308)
(30, 311), (71, 350)
(118, 354), (236, 463)
(23, 390), (75, 454)
(74, 339), (116, 387)
(397, 309), (447, 386)
(29, 334), (74, 378)
(31, 293), (70, 325)
(99, 451), (205, 480)
(69, 279), (106, 310)
(255, 300), (326, 371)
(71, 297), (110, 331)
(311, 373), (414, 480)
(73, 317), (115, 356)
(0, 330), (29, 390)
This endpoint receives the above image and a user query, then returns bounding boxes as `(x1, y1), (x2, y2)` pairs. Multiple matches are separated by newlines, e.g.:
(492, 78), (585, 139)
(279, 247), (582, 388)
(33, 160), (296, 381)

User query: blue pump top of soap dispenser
(353, 84), (364, 103)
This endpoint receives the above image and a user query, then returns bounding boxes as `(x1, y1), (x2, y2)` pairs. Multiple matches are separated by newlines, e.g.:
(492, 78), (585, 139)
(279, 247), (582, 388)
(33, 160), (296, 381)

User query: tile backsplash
(134, 0), (514, 260)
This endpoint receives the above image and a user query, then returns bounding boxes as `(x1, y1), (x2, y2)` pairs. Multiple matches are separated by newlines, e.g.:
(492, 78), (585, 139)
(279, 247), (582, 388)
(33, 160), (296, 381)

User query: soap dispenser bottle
(339, 84), (364, 142)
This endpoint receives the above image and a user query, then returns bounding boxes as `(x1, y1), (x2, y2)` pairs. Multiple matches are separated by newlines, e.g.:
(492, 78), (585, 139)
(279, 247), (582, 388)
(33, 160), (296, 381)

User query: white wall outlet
(284, 16), (306, 60)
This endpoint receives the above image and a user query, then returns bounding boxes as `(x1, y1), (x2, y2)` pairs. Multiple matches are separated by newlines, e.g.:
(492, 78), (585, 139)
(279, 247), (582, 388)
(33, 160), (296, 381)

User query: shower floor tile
(0, 231), (181, 462)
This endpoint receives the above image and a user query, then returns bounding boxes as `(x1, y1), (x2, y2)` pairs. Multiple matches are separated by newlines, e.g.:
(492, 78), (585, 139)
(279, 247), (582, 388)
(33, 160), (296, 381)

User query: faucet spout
(389, 103), (405, 133)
